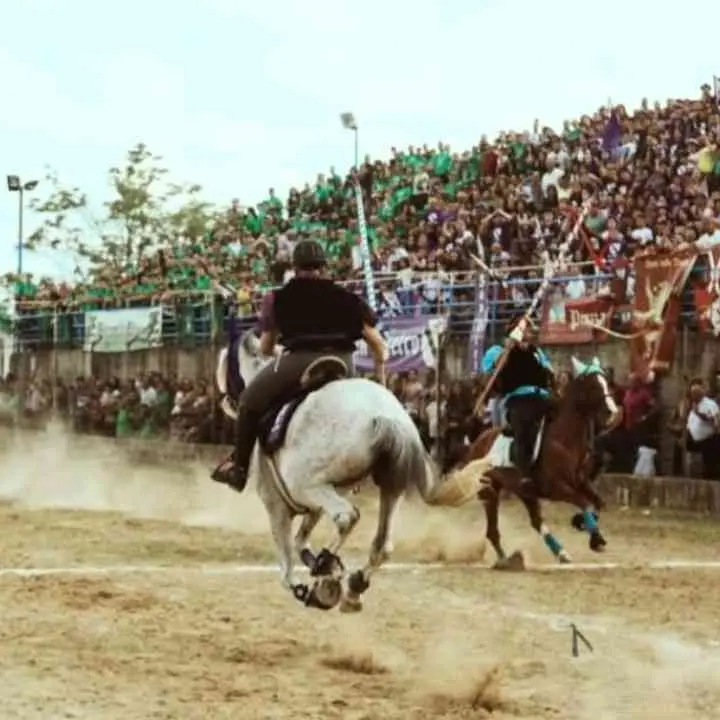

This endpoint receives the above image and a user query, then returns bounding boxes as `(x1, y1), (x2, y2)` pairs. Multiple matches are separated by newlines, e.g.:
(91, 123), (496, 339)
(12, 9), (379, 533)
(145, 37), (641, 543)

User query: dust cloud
(0, 426), (513, 565)
(0, 425), (269, 535)
(571, 631), (720, 719)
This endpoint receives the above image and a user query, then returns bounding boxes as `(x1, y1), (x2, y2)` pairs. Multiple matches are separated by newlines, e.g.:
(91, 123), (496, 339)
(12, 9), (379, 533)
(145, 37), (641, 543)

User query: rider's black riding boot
(211, 451), (237, 487)
(211, 406), (261, 493)
(231, 405), (262, 492)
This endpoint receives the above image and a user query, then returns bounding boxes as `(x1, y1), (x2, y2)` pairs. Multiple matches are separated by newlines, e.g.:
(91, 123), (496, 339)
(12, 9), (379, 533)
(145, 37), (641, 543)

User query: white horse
(215, 331), (441, 613)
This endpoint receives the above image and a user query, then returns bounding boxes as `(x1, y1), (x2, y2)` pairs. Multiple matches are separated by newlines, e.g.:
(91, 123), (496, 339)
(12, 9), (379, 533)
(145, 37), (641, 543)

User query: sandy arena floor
(0, 430), (719, 719)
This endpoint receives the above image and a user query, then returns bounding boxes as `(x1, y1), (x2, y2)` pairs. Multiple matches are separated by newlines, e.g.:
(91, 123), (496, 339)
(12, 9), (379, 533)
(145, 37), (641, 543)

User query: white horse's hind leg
(267, 501), (295, 590)
(340, 488), (403, 613)
(292, 484), (360, 557)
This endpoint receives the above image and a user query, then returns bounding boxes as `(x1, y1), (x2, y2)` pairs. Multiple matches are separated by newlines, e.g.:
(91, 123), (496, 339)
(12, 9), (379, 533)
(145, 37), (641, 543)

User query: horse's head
(237, 330), (273, 384)
(568, 356), (622, 430)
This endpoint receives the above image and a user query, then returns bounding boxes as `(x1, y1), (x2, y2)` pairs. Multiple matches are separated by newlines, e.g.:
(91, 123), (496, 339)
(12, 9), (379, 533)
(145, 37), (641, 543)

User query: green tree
(27, 143), (218, 281)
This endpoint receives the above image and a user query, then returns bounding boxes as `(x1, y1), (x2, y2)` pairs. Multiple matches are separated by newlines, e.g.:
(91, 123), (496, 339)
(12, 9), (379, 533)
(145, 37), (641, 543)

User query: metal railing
(10, 262), (703, 348)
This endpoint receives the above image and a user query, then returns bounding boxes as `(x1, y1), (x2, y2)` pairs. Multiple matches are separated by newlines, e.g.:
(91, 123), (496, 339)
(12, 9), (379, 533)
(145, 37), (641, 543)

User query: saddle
(257, 356), (350, 454)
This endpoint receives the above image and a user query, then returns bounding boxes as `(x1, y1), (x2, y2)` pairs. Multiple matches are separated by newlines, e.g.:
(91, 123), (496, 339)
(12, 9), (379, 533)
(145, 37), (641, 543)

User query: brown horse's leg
(574, 489), (608, 553)
(577, 481), (606, 512)
(566, 485), (608, 553)
(483, 489), (508, 567)
(520, 496), (572, 564)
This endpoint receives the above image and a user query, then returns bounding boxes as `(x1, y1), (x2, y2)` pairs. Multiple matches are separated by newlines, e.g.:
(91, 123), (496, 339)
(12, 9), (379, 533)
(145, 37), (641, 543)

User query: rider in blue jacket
(481, 314), (555, 495)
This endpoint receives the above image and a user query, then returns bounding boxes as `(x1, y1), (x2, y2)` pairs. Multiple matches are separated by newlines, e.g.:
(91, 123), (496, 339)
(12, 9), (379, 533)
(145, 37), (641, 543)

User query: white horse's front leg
(294, 508), (323, 569)
(293, 484), (361, 562)
(266, 500), (296, 591)
(256, 471), (297, 592)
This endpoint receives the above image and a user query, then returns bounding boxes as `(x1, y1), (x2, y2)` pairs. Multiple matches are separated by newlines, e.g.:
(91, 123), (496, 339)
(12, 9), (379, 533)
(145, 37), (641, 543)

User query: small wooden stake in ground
(570, 623), (593, 657)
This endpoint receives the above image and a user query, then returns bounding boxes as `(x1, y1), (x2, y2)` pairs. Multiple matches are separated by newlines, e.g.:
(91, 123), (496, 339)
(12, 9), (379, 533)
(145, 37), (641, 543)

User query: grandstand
(11, 85), (720, 353)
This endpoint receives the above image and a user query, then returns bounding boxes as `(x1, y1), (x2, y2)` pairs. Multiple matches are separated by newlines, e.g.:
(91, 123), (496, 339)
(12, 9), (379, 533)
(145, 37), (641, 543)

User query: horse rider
(212, 239), (387, 492)
(480, 313), (555, 495)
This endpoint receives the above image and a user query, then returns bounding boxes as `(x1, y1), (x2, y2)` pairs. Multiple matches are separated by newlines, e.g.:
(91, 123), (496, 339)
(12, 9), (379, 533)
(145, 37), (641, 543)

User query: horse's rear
(256, 377), (434, 612)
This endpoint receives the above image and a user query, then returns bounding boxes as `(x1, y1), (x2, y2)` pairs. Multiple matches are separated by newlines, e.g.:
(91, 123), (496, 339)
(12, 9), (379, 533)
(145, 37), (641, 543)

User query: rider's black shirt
(272, 277), (373, 352)
(496, 345), (551, 396)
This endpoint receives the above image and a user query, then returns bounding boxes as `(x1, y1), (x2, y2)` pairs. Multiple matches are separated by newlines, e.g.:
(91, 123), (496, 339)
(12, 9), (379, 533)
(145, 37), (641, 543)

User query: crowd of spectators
(5, 81), (720, 481)
(13, 83), (720, 325)
(2, 365), (720, 480)
(0, 369), (482, 460)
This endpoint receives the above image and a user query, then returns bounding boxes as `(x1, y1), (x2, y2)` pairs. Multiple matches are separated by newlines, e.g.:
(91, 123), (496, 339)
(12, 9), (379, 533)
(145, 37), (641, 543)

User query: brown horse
(435, 356), (622, 569)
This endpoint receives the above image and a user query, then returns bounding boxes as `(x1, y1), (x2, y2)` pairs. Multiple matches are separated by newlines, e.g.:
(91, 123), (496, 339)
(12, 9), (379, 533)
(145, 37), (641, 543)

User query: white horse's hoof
(558, 551), (573, 564)
(339, 595), (363, 613)
(312, 577), (343, 610)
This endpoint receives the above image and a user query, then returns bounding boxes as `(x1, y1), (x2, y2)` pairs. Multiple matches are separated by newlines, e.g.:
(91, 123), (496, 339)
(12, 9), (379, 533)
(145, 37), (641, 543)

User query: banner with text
(630, 250), (695, 374)
(84, 307), (163, 354)
(354, 316), (447, 372)
(539, 292), (614, 345)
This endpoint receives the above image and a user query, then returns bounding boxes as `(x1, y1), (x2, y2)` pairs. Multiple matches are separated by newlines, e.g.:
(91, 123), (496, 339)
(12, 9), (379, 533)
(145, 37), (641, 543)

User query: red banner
(630, 249), (695, 374)
(692, 247), (720, 335)
(539, 293), (614, 345)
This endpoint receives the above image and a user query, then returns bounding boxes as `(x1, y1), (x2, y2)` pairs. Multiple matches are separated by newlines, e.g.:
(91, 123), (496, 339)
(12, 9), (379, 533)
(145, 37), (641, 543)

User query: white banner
(84, 307), (163, 353)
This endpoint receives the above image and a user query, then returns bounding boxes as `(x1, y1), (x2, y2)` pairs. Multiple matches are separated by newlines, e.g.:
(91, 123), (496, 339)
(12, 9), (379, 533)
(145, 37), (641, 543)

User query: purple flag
(602, 112), (622, 154)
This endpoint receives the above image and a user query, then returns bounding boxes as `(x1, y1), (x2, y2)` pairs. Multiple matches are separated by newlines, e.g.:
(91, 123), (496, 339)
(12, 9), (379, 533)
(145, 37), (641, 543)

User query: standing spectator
(667, 382), (691, 476)
(685, 378), (720, 479)
(620, 372), (657, 472)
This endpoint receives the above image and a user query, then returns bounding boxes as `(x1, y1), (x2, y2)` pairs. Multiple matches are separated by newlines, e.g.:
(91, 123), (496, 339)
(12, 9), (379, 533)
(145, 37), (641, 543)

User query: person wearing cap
(480, 314), (554, 495)
(212, 239), (385, 491)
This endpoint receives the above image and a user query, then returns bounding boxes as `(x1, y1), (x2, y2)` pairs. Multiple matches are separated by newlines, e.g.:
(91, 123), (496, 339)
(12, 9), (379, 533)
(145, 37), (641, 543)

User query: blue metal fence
(12, 271), (702, 348)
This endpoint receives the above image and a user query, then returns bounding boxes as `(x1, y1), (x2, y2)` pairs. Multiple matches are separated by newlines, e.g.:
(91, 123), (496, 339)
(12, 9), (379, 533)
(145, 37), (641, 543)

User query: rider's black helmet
(292, 239), (326, 270)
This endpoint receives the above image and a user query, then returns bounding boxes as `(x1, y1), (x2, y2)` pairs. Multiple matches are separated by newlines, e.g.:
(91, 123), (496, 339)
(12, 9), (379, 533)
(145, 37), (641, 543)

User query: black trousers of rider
(235, 350), (355, 465)
(504, 394), (548, 479)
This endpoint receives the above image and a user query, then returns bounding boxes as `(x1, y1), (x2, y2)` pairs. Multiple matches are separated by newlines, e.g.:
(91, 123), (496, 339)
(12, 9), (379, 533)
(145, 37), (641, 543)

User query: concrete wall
(23, 329), (720, 384)
(27, 345), (220, 382)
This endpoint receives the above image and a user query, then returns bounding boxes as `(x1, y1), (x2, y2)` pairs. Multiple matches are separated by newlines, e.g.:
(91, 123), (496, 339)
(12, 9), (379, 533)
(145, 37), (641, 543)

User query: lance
(472, 273), (551, 416)
(473, 201), (592, 417)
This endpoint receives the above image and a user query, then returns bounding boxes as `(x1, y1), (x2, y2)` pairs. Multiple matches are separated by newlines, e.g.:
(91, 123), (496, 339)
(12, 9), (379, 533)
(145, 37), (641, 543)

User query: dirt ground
(0, 429), (719, 719)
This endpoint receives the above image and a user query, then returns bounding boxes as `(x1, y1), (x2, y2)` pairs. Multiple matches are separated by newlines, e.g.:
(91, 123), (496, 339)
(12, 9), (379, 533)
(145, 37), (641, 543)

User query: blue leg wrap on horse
(543, 533), (563, 556)
(582, 510), (599, 534)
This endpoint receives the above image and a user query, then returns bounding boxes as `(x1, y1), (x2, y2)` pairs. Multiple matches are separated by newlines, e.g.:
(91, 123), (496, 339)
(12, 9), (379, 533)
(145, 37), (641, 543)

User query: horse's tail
(369, 416), (435, 501)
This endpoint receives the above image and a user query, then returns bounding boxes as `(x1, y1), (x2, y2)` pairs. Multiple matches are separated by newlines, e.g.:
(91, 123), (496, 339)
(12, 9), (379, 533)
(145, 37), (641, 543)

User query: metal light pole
(340, 112), (359, 169)
(6, 175), (39, 277)
(339, 112), (377, 314)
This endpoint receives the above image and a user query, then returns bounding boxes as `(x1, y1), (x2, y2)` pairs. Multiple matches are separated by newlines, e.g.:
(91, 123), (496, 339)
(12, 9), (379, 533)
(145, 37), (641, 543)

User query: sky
(1, 0), (718, 285)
